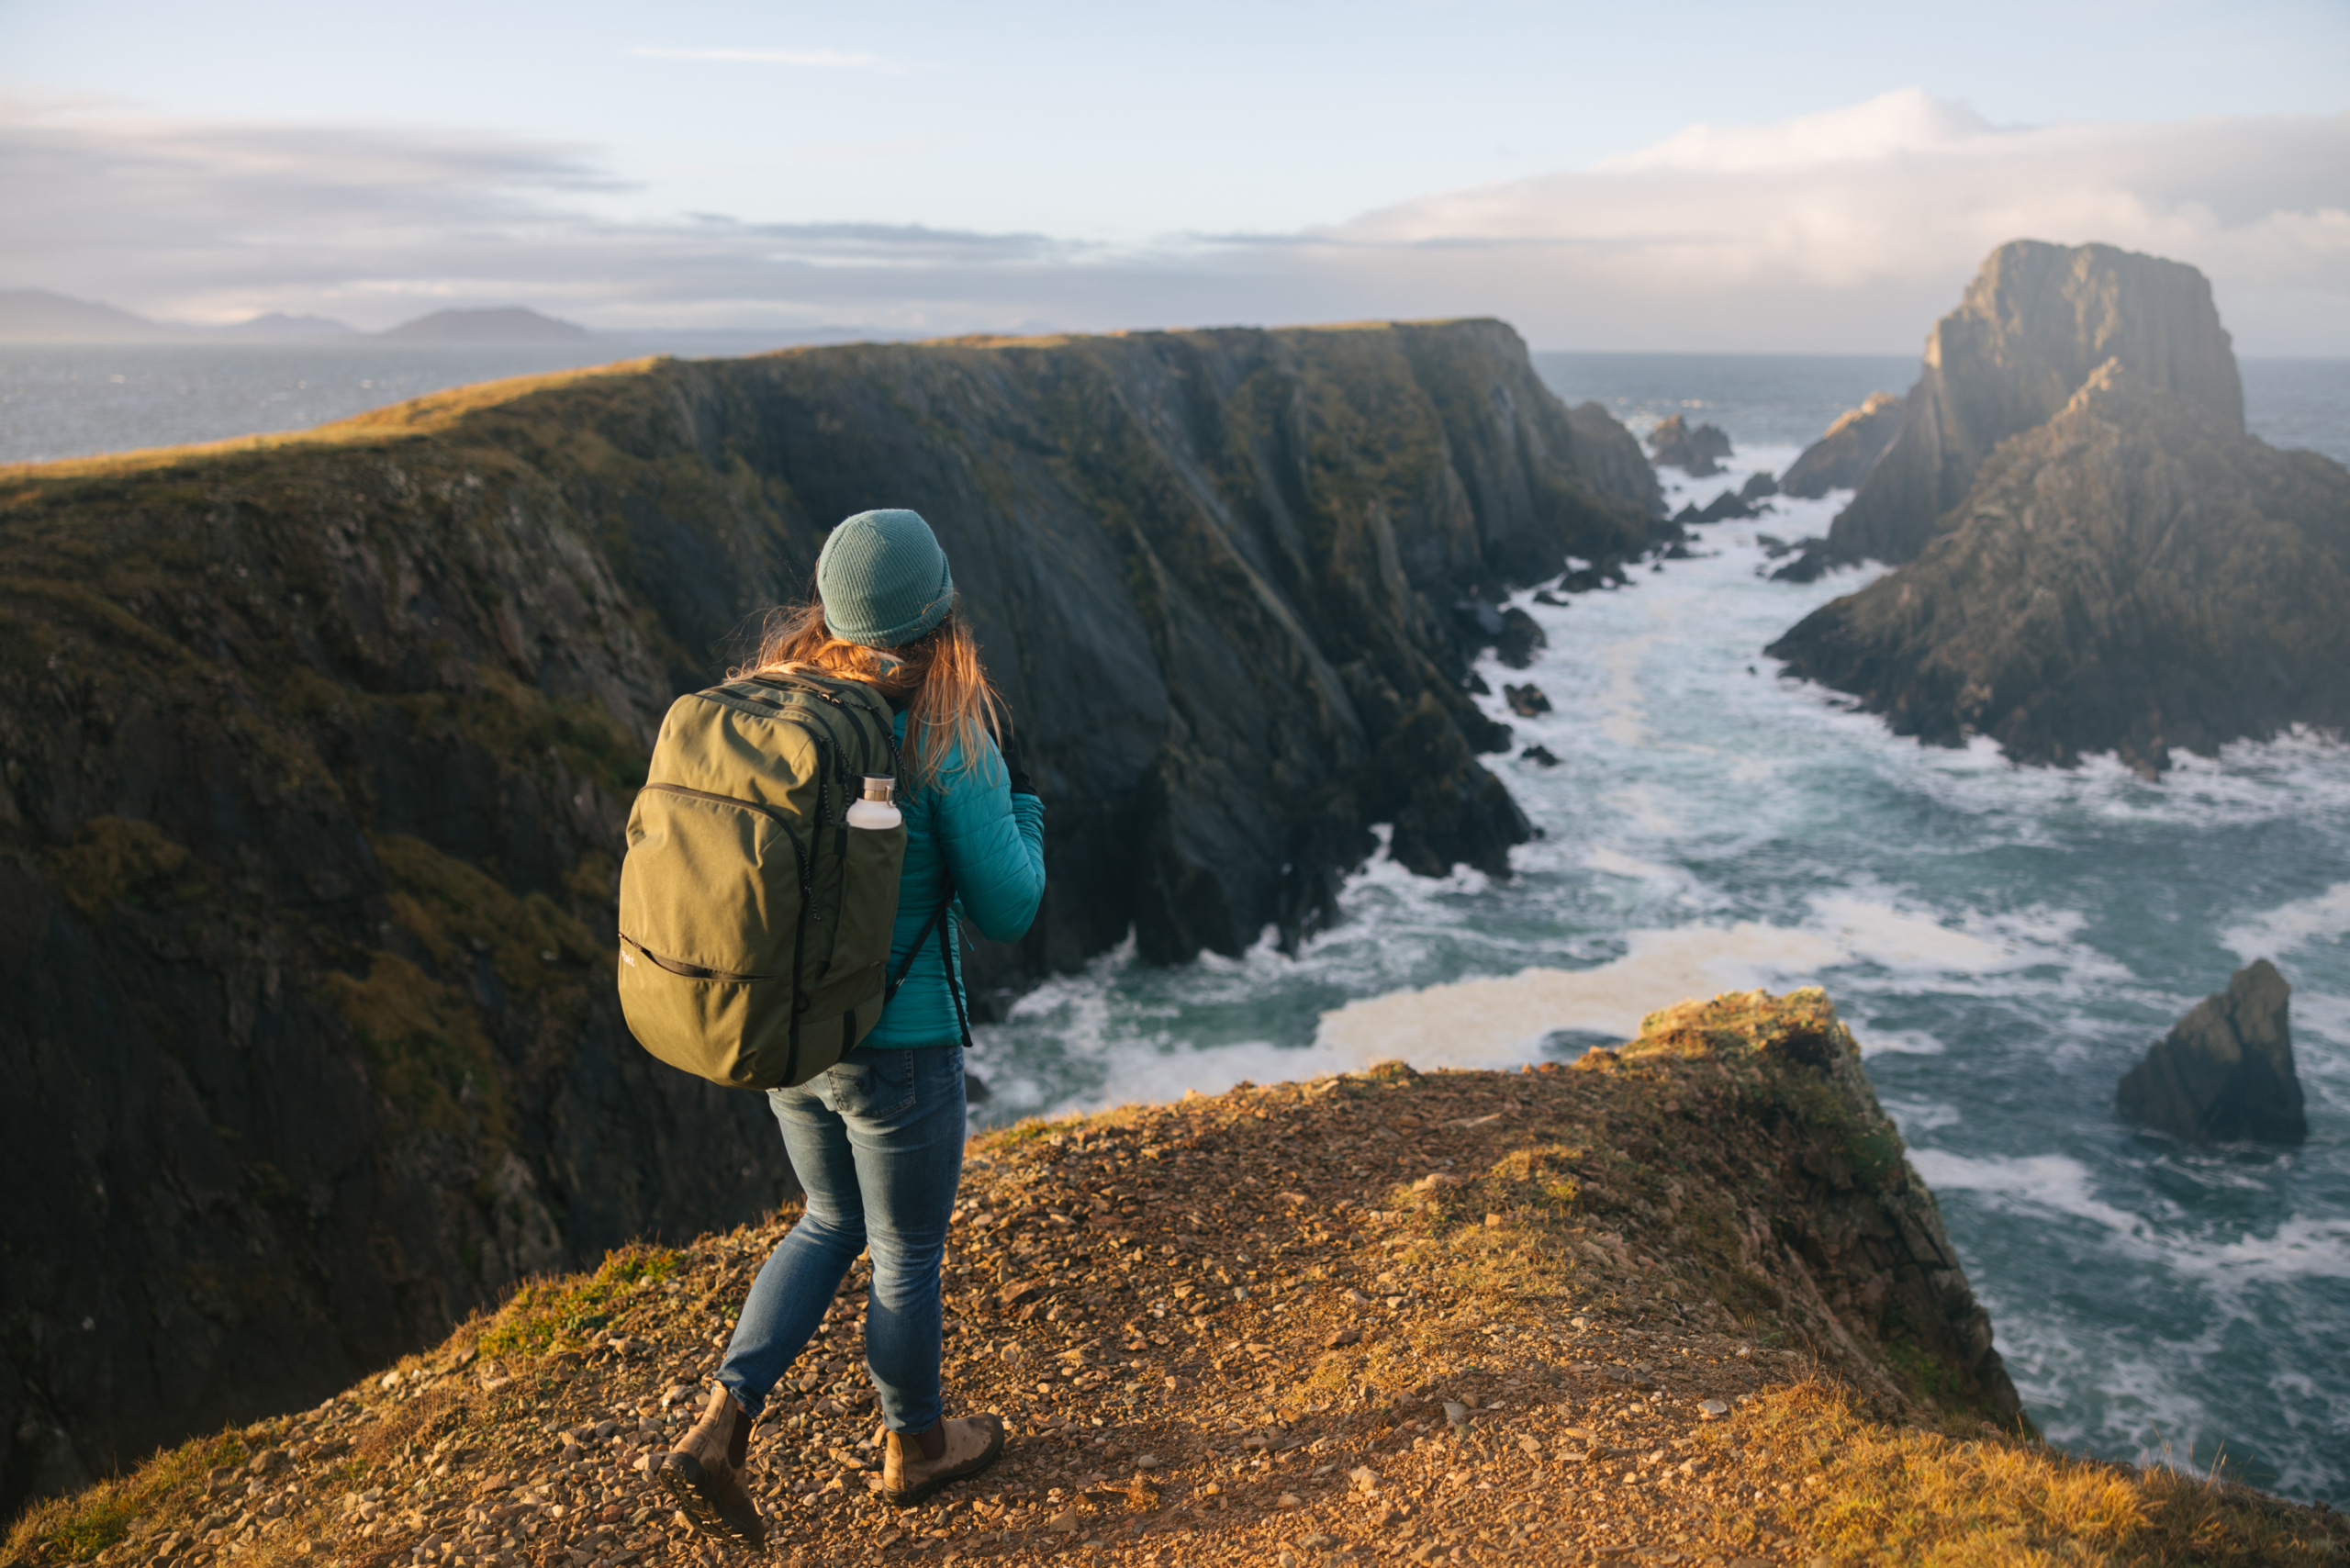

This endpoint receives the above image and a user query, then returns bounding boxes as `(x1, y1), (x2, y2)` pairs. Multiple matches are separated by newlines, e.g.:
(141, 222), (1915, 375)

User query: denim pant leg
(715, 1081), (867, 1420)
(837, 1047), (966, 1434)
(714, 1046), (965, 1432)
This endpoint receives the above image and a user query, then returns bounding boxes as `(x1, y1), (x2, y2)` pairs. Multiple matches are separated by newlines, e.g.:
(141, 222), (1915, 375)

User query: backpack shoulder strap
(879, 826), (976, 1050)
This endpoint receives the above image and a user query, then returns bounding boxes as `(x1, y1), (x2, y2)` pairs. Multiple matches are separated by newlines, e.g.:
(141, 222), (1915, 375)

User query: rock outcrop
(1646, 415), (1732, 476)
(0, 319), (1650, 1517)
(1766, 362), (2350, 772)
(1780, 392), (1902, 498)
(1825, 241), (2244, 566)
(1614, 990), (2023, 1425)
(2119, 960), (2307, 1145)
(1673, 470), (1778, 525)
(1564, 400), (1667, 516)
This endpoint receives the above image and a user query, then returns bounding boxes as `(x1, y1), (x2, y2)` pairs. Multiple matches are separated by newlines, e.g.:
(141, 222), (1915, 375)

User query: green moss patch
(319, 950), (506, 1144)
(43, 816), (217, 922)
(476, 1245), (681, 1360)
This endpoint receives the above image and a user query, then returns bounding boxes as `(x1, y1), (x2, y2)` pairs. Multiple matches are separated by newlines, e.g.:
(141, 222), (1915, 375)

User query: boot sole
(656, 1455), (767, 1548)
(879, 1423), (1006, 1509)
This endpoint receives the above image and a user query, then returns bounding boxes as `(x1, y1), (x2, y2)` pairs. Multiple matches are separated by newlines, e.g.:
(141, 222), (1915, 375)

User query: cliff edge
(15, 989), (2342, 1568)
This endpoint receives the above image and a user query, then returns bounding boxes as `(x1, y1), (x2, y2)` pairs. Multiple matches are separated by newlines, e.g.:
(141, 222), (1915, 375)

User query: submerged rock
(1647, 414), (1732, 476)
(1502, 683), (1551, 717)
(1767, 543), (1835, 583)
(1495, 607), (1547, 668)
(2119, 960), (2306, 1145)
(1780, 391), (1902, 498)
(1766, 362), (2350, 772)
(1674, 471), (1780, 525)
(1825, 241), (2243, 566)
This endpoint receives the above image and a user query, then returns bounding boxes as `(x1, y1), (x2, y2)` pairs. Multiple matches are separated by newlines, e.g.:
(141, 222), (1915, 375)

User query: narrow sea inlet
(976, 391), (2350, 1498)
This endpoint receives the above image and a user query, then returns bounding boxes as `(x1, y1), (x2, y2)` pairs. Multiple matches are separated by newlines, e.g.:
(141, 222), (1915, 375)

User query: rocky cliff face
(1767, 362), (2350, 773)
(1614, 990), (2022, 1424)
(1562, 401), (1666, 517)
(1827, 241), (2244, 566)
(0, 319), (1649, 1518)
(1779, 392), (1902, 498)
(2119, 960), (2307, 1145)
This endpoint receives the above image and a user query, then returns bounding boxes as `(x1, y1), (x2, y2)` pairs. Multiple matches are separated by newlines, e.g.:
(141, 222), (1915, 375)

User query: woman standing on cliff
(657, 509), (1046, 1545)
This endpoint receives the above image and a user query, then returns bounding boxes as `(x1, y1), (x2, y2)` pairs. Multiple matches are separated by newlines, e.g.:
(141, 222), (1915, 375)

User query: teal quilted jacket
(865, 711), (1045, 1048)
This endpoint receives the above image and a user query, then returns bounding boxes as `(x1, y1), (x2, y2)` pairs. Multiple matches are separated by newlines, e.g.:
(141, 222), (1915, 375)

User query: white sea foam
(1906, 1149), (2147, 1237)
(2187, 1217), (2350, 1282)
(1586, 846), (1681, 883)
(1879, 1094), (1962, 1130)
(2222, 882), (2350, 965)
(1858, 1029), (1948, 1058)
(1807, 894), (2019, 972)
(1314, 921), (1844, 1064)
(1915, 1147), (2350, 1292)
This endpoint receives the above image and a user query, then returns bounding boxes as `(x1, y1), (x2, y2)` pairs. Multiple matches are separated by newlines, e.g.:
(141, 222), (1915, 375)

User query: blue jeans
(716, 1045), (966, 1435)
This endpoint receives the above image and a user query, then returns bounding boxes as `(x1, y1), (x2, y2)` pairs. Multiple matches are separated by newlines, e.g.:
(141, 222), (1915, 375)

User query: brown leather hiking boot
(656, 1385), (765, 1546)
(879, 1413), (1005, 1507)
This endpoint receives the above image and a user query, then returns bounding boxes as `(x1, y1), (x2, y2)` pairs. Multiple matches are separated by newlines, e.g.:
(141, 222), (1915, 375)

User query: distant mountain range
(0, 289), (588, 343)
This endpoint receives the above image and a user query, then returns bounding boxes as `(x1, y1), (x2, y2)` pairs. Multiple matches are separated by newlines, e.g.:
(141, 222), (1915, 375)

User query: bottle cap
(861, 776), (896, 802)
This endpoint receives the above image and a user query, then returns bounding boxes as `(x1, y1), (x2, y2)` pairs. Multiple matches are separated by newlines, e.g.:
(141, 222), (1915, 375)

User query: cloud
(1300, 90), (2350, 351)
(3, 89), (2345, 352)
(1595, 89), (2000, 174)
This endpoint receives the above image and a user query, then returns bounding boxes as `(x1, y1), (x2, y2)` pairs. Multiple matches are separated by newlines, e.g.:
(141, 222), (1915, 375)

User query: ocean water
(0, 335), (804, 466)
(1535, 350), (2350, 468)
(8, 342), (2344, 471)
(972, 358), (2350, 1501)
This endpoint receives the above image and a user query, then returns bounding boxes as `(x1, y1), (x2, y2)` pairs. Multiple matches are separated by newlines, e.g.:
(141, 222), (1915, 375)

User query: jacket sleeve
(932, 734), (1046, 943)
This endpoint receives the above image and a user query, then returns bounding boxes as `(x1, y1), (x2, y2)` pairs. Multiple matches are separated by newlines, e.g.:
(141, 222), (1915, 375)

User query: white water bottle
(846, 775), (901, 830)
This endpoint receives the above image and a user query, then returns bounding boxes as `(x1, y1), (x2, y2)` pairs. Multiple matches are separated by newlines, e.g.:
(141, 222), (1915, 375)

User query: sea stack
(1780, 391), (1903, 498)
(1825, 241), (2243, 566)
(1764, 359), (2350, 773)
(2118, 960), (2307, 1145)
(1647, 414), (1731, 476)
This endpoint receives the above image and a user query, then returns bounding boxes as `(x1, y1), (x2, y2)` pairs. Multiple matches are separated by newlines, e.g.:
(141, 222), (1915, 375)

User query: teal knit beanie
(816, 509), (955, 648)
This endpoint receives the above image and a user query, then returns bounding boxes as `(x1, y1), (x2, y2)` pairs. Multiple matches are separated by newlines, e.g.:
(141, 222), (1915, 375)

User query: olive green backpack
(616, 670), (930, 1090)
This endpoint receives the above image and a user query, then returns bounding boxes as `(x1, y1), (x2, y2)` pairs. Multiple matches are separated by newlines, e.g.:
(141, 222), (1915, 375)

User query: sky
(5, 0), (2348, 352)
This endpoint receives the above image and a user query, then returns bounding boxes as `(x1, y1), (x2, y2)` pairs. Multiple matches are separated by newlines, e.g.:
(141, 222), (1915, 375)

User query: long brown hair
(736, 600), (1007, 791)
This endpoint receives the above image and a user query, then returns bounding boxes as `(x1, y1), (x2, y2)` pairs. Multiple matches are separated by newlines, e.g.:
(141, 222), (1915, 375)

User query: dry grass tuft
(3, 1433), (252, 1563)
(1710, 1376), (2344, 1566)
